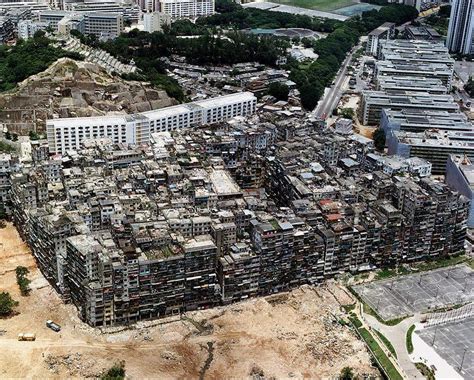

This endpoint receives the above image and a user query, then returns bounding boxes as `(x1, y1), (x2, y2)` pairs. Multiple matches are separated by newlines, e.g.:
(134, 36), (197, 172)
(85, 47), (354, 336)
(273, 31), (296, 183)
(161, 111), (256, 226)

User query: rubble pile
(0, 58), (174, 134)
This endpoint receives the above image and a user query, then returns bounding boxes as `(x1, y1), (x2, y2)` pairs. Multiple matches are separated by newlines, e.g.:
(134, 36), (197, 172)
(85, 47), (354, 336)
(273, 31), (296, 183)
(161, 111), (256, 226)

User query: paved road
(362, 310), (424, 379)
(314, 43), (360, 119)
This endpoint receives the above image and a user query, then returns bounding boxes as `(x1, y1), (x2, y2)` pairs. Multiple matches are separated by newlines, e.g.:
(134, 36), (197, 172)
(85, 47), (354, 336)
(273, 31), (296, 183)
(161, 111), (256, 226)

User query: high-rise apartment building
(447, 0), (474, 55)
(159, 0), (214, 18)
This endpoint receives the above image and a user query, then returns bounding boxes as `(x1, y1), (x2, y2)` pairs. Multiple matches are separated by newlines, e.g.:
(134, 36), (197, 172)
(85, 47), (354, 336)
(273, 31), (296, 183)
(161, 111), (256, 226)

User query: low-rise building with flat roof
(359, 91), (459, 125)
(387, 130), (474, 174)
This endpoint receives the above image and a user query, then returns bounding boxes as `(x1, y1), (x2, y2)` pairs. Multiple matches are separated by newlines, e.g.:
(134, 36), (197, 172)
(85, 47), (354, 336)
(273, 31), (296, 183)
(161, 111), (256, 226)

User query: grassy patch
(358, 327), (403, 380)
(273, 0), (356, 11)
(414, 253), (467, 272)
(375, 266), (410, 280)
(406, 324), (415, 354)
(375, 254), (469, 281)
(374, 329), (397, 359)
(342, 303), (356, 312)
(415, 362), (435, 380)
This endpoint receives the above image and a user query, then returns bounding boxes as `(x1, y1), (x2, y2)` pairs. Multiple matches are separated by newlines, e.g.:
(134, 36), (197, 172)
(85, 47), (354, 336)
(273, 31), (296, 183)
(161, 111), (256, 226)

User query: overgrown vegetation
(0, 291), (18, 316)
(268, 82), (289, 101)
(101, 361), (125, 380)
(374, 329), (397, 358)
(415, 362), (435, 380)
(0, 33), (83, 92)
(15, 266), (31, 296)
(0, 141), (16, 153)
(406, 324), (415, 354)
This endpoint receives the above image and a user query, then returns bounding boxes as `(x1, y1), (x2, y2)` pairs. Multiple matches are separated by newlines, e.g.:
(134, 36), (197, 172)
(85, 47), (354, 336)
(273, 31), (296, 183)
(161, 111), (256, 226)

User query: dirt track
(0, 223), (378, 379)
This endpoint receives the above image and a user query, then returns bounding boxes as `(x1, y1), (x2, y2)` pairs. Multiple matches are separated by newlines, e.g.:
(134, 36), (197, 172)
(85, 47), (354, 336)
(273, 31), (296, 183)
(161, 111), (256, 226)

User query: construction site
(0, 222), (378, 379)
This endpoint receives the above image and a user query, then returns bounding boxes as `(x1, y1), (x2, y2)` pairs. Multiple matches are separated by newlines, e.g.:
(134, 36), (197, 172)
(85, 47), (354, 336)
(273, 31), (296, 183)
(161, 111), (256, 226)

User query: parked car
(46, 320), (61, 332)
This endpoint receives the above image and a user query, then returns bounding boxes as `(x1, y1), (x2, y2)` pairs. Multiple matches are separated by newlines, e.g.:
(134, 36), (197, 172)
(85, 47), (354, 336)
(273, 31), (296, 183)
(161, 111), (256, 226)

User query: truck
(46, 320), (61, 332)
(18, 333), (36, 341)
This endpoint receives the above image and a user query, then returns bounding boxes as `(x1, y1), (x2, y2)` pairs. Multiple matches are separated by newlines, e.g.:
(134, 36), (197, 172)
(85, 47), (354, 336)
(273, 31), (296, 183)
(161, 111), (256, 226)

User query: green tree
(101, 361), (125, 380)
(16, 266), (31, 296)
(29, 131), (40, 140)
(340, 367), (355, 380)
(299, 82), (323, 111)
(15, 266), (29, 279)
(268, 82), (289, 101)
(0, 292), (18, 316)
(339, 108), (354, 119)
(373, 129), (386, 152)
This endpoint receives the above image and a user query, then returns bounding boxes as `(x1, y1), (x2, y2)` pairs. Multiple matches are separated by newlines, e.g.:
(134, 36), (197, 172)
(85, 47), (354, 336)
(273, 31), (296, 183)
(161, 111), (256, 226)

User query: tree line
(0, 32), (82, 92)
(289, 4), (419, 109)
(94, 30), (290, 101)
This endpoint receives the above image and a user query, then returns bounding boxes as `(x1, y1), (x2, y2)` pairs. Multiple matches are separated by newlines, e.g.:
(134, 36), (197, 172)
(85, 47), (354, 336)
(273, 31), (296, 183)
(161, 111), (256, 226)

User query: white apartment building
(159, 0), (214, 19)
(143, 11), (171, 32)
(47, 92), (257, 154)
(17, 20), (49, 40)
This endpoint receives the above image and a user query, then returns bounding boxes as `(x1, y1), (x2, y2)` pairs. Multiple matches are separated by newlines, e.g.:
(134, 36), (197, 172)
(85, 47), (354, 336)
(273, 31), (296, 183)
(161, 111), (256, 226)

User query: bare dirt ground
(0, 223), (378, 379)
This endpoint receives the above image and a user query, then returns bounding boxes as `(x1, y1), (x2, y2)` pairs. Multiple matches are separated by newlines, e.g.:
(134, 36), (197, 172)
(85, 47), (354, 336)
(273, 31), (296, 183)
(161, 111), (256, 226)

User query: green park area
(273, 0), (355, 11)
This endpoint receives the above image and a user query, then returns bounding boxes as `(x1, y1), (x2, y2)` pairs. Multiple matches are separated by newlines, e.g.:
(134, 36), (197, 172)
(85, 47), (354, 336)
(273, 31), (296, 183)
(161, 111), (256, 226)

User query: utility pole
(431, 325), (438, 346)
(459, 348), (468, 373)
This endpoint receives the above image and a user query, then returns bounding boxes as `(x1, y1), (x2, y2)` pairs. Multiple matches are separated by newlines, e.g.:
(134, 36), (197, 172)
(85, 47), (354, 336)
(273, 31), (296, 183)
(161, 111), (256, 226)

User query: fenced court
(352, 265), (474, 321)
(417, 317), (474, 379)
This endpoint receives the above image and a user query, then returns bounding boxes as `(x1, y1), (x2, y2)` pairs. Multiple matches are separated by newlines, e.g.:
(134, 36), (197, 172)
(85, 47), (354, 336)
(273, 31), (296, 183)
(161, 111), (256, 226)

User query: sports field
(352, 265), (474, 321)
(273, 0), (356, 12)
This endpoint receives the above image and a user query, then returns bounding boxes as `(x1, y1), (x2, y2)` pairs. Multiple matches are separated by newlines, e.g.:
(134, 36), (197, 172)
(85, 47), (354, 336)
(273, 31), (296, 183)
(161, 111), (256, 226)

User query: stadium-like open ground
(352, 265), (474, 321)
(272, 0), (355, 11)
(417, 317), (474, 379)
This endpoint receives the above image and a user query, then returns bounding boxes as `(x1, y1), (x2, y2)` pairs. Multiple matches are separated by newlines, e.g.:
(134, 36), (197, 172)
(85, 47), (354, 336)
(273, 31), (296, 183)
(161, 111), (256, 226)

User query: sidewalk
(356, 303), (422, 379)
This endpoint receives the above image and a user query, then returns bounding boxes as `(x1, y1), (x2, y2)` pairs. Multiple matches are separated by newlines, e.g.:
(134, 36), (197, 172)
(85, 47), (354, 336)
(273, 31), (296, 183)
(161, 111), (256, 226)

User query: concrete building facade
(447, 0), (474, 55)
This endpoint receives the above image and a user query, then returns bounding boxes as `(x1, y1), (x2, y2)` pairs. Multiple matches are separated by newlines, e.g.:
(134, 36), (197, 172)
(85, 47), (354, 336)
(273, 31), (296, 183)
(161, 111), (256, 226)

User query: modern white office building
(447, 0), (474, 55)
(39, 10), (124, 39)
(47, 92), (257, 154)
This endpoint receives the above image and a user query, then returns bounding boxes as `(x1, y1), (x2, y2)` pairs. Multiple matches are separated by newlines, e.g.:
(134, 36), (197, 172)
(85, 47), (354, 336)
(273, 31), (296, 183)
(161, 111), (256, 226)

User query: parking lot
(417, 317), (474, 379)
(352, 265), (474, 321)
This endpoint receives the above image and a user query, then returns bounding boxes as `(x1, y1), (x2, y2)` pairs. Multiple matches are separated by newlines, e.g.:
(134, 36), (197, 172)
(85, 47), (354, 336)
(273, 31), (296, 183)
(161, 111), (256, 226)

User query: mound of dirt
(0, 58), (175, 134)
